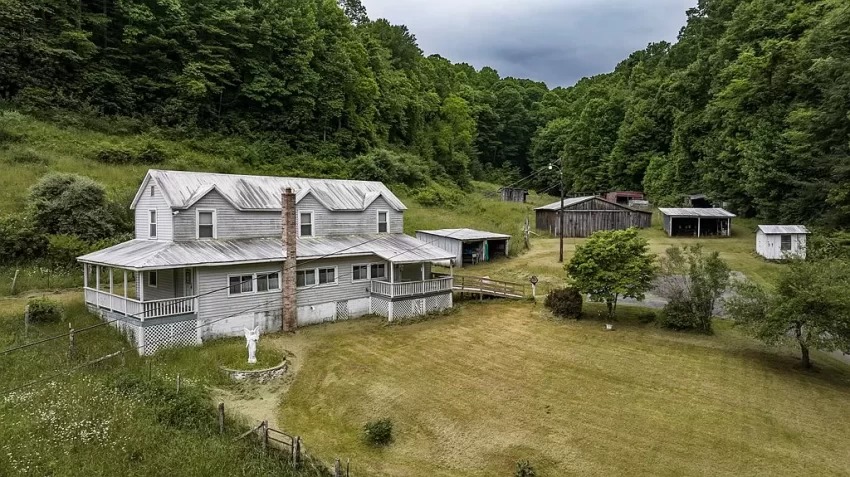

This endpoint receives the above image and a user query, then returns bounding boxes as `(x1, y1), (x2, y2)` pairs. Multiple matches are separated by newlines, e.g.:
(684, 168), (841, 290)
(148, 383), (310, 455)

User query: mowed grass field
(274, 302), (850, 477)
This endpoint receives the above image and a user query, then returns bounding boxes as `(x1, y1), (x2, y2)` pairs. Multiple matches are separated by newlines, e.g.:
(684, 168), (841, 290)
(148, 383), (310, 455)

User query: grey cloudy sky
(362, 0), (696, 87)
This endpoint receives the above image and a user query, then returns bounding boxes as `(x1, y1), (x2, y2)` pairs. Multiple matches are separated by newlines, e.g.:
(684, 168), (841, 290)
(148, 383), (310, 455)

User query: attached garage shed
(415, 228), (511, 268)
(534, 196), (652, 238)
(659, 208), (735, 237)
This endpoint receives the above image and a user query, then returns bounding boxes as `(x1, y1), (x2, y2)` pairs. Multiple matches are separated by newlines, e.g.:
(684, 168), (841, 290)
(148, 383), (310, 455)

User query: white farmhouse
(78, 170), (456, 354)
(755, 225), (810, 260)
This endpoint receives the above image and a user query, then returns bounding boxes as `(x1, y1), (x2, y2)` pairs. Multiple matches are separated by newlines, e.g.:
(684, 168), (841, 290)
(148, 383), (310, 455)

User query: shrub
(10, 149), (49, 165)
(544, 287), (583, 319)
(94, 147), (135, 164)
(658, 297), (700, 331)
(136, 142), (168, 164)
(414, 183), (462, 207)
(0, 127), (23, 146)
(514, 460), (536, 477)
(30, 173), (117, 241)
(0, 214), (48, 263)
(111, 373), (214, 432)
(637, 310), (658, 324)
(349, 149), (428, 187)
(48, 234), (96, 269)
(26, 297), (64, 323)
(363, 418), (393, 446)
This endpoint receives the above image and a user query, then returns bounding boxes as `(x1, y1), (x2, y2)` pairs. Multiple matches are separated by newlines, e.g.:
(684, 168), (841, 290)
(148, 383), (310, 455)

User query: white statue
(244, 327), (260, 364)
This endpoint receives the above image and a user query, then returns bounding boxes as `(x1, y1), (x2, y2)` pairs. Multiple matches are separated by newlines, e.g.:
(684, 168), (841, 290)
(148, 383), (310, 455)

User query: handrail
(84, 287), (197, 319)
(370, 277), (454, 298)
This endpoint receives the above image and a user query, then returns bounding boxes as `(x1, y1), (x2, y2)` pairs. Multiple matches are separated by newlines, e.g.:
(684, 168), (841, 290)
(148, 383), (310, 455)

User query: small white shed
(756, 225), (810, 260)
(415, 228), (511, 268)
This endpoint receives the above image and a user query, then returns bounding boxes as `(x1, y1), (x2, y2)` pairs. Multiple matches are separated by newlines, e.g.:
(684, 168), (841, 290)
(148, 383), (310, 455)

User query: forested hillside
(530, 0), (850, 226)
(1, 0), (849, 226)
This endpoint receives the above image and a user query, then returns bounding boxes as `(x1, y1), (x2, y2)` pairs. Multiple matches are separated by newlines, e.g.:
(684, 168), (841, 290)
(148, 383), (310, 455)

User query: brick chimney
(282, 188), (297, 332)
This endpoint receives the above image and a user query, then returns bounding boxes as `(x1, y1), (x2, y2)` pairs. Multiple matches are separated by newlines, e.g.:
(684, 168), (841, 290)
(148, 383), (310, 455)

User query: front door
(184, 269), (194, 296)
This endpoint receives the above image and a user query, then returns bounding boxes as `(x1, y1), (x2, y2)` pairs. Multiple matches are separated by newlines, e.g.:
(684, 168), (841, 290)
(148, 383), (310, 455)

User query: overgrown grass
(272, 301), (850, 476)
(0, 265), (81, 298)
(0, 294), (325, 476)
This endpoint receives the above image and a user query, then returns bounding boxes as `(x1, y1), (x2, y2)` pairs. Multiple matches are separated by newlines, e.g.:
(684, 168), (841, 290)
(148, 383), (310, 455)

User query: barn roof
(534, 196), (651, 213)
(416, 228), (511, 241)
(757, 225), (810, 234)
(131, 170), (406, 212)
(658, 208), (736, 218)
(77, 234), (453, 270)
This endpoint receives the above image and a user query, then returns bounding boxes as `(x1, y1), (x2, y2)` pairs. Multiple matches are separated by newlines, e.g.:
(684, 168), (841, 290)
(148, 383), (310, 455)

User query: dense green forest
(1, 0), (849, 226)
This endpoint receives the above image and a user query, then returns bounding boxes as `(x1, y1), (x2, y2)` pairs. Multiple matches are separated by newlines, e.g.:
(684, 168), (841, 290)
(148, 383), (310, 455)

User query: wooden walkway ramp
(446, 274), (529, 299)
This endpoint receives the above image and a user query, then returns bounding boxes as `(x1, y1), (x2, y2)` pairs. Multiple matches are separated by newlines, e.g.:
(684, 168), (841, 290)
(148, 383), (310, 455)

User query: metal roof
(658, 208), (736, 218)
(534, 196), (651, 213)
(132, 170), (406, 212)
(758, 225), (810, 234)
(416, 228), (511, 241)
(78, 234), (454, 270)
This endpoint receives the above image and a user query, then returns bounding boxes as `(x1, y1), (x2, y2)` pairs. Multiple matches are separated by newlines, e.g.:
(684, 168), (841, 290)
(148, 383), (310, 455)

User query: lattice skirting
(113, 319), (142, 350)
(371, 292), (453, 321)
(143, 319), (199, 355)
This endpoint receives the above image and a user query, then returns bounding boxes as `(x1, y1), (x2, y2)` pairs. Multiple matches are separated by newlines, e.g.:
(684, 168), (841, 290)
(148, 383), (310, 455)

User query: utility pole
(550, 161), (565, 263)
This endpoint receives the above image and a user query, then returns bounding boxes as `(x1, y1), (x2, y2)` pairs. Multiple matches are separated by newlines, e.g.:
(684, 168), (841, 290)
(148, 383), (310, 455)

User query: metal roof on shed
(132, 170), (406, 212)
(757, 225), (810, 234)
(416, 228), (511, 241)
(534, 196), (651, 213)
(78, 234), (453, 270)
(658, 208), (736, 218)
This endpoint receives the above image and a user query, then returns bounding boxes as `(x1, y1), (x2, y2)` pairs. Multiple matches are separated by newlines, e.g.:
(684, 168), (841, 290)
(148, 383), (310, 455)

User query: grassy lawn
(272, 302), (850, 477)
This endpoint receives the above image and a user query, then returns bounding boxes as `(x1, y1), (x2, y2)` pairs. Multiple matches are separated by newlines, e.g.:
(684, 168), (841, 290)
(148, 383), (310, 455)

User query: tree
(29, 173), (116, 241)
(566, 228), (656, 322)
(726, 259), (850, 369)
(656, 244), (731, 333)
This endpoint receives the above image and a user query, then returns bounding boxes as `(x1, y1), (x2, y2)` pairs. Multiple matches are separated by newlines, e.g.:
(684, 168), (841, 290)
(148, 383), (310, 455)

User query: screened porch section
(82, 264), (198, 320)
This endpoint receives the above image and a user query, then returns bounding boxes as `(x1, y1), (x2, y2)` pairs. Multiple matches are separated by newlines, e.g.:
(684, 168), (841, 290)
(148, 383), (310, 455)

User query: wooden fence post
(10, 269), (19, 295)
(261, 420), (268, 454)
(218, 403), (225, 434)
(68, 324), (76, 361)
(24, 304), (29, 338)
(293, 436), (301, 466)
(176, 374), (181, 393)
(346, 458), (350, 477)
(334, 458), (341, 477)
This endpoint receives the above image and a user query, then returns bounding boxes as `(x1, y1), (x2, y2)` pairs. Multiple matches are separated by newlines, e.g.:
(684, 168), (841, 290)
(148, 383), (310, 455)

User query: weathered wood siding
(500, 188), (527, 203)
(171, 190), (403, 241)
(297, 256), (388, 306)
(415, 232), (463, 265)
(135, 176), (173, 240)
(195, 263), (285, 334)
(535, 198), (651, 237)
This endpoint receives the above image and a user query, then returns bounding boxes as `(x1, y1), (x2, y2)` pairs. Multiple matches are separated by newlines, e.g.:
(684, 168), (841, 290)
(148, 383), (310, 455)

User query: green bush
(30, 173), (117, 241)
(0, 127), (24, 146)
(414, 183), (462, 207)
(363, 418), (393, 446)
(48, 234), (96, 269)
(26, 297), (64, 323)
(94, 147), (135, 164)
(658, 298), (700, 331)
(349, 149), (428, 187)
(136, 142), (168, 164)
(111, 373), (215, 432)
(10, 149), (49, 165)
(637, 310), (658, 324)
(544, 287), (583, 319)
(514, 460), (536, 477)
(0, 214), (48, 263)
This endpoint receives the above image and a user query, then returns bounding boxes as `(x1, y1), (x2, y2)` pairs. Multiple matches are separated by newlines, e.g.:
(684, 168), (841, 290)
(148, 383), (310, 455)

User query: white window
(228, 274), (254, 295)
(296, 269), (316, 287)
(352, 264), (369, 281)
(149, 210), (157, 238)
(197, 210), (216, 239)
(780, 235), (792, 251)
(318, 267), (336, 285)
(257, 272), (280, 293)
(370, 263), (387, 280)
(299, 211), (313, 237)
(150, 185), (155, 197)
(148, 271), (158, 288)
(377, 210), (389, 233)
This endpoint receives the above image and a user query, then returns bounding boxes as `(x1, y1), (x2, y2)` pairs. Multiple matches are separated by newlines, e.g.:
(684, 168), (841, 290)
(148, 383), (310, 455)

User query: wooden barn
(534, 196), (652, 237)
(604, 191), (644, 205)
(500, 187), (528, 203)
(659, 208), (735, 237)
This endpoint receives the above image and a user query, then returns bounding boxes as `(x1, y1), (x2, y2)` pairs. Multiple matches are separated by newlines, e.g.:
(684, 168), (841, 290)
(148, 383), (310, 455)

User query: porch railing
(84, 288), (196, 319)
(370, 277), (453, 298)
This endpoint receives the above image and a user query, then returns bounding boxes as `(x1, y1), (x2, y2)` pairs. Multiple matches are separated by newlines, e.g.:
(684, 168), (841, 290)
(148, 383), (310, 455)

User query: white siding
(172, 190), (280, 241)
(756, 231), (807, 260)
(415, 232), (463, 266)
(134, 176), (173, 240)
(296, 256), (381, 306)
(140, 269), (177, 300)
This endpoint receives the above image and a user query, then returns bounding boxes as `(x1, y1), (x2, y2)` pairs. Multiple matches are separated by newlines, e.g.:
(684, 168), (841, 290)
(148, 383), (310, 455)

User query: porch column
(697, 217), (701, 238)
(139, 272), (145, 302)
(123, 270), (128, 298)
(421, 263), (425, 281)
(95, 266), (100, 292)
(390, 263), (395, 283)
(83, 264), (88, 289)
(109, 268), (114, 311)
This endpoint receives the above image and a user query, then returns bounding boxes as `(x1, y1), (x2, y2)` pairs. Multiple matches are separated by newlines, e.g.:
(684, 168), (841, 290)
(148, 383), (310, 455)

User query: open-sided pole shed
(658, 208), (736, 237)
(415, 228), (511, 268)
